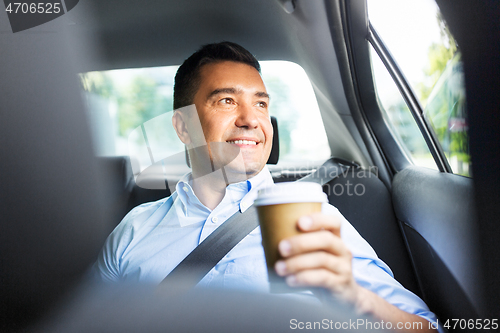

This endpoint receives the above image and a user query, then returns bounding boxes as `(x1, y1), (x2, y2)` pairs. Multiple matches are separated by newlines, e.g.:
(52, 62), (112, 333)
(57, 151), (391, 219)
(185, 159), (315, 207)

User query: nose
(234, 103), (259, 129)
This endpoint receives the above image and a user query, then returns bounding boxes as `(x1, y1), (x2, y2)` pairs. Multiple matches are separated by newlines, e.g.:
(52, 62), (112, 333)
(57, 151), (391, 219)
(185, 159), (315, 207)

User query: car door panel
(392, 166), (481, 325)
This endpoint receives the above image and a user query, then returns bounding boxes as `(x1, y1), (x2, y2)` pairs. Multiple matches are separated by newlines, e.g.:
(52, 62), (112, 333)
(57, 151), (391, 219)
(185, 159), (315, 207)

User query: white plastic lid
(254, 182), (327, 206)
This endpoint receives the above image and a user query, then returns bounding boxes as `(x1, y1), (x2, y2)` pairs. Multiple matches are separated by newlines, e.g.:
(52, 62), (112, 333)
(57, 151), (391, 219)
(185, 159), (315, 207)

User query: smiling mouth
(226, 140), (258, 145)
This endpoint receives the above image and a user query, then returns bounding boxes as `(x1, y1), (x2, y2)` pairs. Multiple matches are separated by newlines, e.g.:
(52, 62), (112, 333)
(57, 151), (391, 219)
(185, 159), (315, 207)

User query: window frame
(367, 23), (452, 173)
(340, 0), (453, 174)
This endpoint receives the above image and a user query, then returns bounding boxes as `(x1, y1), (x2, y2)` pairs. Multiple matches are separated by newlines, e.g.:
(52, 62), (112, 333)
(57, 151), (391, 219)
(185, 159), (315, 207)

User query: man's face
(187, 61), (273, 179)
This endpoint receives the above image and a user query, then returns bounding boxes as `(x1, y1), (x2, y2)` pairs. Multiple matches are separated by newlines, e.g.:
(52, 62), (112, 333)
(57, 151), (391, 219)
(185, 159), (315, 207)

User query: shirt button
(183, 186), (189, 192)
(212, 216), (218, 223)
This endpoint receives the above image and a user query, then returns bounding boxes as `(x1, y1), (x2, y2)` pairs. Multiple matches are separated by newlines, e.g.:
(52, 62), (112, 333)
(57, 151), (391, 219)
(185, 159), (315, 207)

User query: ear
(172, 111), (191, 145)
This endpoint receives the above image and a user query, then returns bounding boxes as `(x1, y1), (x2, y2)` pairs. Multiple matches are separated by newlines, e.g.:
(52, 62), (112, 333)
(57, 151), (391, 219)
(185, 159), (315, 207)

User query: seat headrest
(266, 116), (280, 165)
(0, 19), (109, 330)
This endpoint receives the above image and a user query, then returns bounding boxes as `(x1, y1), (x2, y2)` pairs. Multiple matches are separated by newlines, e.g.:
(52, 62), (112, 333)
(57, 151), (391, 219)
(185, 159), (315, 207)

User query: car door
(333, 0), (484, 330)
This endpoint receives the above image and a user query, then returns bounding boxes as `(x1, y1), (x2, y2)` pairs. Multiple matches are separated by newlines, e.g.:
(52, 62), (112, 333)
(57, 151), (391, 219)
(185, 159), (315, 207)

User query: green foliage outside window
(416, 13), (469, 176)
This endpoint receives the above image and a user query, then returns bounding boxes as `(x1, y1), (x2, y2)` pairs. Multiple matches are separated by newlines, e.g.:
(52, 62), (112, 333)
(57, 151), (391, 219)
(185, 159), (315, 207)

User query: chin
(246, 164), (264, 175)
(222, 162), (263, 182)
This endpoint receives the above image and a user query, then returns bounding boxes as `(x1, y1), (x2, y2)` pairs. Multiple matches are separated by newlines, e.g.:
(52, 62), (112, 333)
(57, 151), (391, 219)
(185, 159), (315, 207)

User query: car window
(367, 0), (470, 176)
(80, 61), (330, 179)
(369, 47), (436, 169)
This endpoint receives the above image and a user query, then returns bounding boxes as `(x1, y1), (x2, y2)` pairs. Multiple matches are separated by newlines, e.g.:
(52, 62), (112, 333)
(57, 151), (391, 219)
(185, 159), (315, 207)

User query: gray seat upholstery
(300, 158), (421, 296)
(323, 165), (420, 296)
(98, 156), (171, 227)
(0, 19), (110, 330)
(392, 167), (481, 322)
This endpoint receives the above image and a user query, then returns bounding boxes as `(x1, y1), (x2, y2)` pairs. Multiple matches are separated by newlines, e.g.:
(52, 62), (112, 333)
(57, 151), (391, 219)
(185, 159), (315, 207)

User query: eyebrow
(255, 91), (270, 99)
(207, 88), (270, 100)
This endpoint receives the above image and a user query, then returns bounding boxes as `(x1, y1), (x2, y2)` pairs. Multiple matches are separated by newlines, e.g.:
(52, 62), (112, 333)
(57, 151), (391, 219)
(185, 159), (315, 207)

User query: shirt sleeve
(91, 209), (136, 282)
(322, 203), (443, 331)
(91, 197), (173, 282)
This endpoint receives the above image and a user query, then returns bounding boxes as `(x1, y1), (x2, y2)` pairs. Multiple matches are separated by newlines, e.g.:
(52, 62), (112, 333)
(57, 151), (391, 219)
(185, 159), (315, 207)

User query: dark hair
(173, 41), (261, 110)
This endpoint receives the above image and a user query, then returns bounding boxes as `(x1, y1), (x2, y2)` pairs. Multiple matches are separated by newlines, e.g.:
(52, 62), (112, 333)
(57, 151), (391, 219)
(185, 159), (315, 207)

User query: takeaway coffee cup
(254, 182), (328, 293)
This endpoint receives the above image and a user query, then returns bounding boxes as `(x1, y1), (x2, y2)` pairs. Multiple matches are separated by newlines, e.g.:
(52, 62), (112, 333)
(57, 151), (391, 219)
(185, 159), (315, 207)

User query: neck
(190, 166), (260, 210)
(190, 169), (229, 210)
(188, 147), (262, 209)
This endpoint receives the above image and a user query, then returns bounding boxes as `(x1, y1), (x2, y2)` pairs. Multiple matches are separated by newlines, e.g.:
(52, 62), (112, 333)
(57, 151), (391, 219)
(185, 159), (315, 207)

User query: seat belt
(160, 206), (259, 288)
(160, 157), (357, 288)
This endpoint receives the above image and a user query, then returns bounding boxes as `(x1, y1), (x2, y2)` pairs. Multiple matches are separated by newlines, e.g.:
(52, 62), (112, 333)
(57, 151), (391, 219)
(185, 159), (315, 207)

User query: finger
(279, 231), (350, 258)
(274, 251), (350, 277)
(297, 212), (341, 237)
(286, 269), (354, 295)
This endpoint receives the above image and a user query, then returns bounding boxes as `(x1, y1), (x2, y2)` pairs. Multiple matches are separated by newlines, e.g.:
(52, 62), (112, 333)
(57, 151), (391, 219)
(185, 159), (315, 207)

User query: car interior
(1, 0), (499, 332)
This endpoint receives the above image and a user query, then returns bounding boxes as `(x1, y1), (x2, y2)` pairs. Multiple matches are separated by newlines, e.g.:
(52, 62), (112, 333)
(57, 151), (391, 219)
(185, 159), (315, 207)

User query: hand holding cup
(255, 182), (328, 293)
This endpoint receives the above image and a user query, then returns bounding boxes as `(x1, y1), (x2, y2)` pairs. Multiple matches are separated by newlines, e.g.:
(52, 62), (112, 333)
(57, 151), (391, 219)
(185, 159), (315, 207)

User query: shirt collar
(176, 173), (210, 217)
(175, 165), (274, 215)
(239, 165), (274, 212)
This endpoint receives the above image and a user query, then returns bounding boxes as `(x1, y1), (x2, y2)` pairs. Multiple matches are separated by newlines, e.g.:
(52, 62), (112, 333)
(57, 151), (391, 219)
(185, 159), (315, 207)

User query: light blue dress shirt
(93, 166), (440, 328)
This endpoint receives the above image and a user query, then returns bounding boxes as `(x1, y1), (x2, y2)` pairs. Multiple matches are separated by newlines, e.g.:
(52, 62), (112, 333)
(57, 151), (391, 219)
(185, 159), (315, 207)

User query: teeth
(227, 140), (257, 145)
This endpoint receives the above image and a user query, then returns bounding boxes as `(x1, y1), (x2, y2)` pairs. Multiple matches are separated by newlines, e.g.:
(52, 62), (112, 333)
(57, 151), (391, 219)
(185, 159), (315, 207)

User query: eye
(219, 98), (234, 105)
(256, 101), (267, 108)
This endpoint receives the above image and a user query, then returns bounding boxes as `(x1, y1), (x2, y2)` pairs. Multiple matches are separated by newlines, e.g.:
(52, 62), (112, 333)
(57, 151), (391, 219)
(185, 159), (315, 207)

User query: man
(94, 42), (439, 332)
